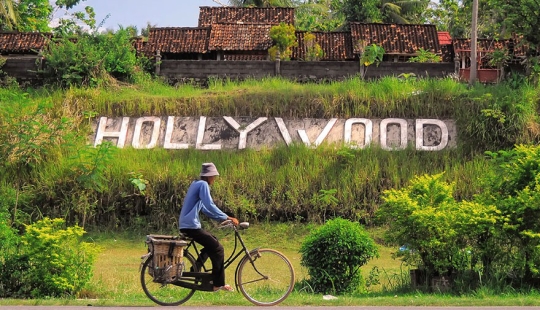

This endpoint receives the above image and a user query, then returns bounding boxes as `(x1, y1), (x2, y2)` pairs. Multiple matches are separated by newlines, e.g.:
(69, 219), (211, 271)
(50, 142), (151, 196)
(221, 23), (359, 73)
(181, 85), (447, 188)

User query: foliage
(360, 43), (385, 67)
(408, 48), (442, 63)
(0, 93), (73, 176)
(299, 218), (378, 294)
(294, 0), (345, 31)
(487, 48), (510, 68)
(303, 32), (325, 61)
(41, 28), (142, 87)
(377, 173), (501, 281)
(14, 0), (52, 32)
(341, 0), (428, 24)
(269, 23), (298, 61)
(494, 0), (540, 50)
(0, 217), (99, 298)
(478, 145), (540, 284)
(0, 0), (18, 30)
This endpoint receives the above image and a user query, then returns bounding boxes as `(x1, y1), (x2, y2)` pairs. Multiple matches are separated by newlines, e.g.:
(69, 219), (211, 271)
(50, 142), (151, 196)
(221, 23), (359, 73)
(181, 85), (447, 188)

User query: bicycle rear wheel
(236, 248), (295, 306)
(141, 252), (198, 306)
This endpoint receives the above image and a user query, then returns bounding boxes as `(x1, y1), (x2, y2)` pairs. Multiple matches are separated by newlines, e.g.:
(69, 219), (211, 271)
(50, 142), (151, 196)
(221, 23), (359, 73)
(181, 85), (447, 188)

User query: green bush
(41, 28), (143, 87)
(0, 218), (99, 298)
(478, 144), (540, 285)
(299, 218), (378, 294)
(377, 173), (501, 284)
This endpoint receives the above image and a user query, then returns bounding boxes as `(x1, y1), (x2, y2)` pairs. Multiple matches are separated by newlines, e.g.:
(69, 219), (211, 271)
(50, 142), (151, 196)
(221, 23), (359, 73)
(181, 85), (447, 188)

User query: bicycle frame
(173, 224), (265, 292)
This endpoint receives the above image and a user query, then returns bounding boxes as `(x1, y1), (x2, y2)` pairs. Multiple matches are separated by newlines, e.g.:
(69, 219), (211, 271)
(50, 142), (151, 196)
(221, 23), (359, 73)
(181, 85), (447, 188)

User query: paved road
(2, 307), (540, 310)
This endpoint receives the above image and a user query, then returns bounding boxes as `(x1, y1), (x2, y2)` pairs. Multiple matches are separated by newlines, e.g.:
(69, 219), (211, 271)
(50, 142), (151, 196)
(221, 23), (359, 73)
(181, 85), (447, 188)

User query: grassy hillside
(0, 76), (539, 230)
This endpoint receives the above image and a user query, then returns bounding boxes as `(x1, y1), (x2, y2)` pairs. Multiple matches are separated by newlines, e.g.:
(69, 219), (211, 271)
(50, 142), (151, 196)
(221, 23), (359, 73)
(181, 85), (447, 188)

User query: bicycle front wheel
(236, 248), (295, 306)
(140, 252), (198, 306)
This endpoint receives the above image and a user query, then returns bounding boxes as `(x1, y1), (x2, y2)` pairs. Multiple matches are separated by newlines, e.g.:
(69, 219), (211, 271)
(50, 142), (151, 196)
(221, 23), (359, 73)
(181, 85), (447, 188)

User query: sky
(63, 0), (221, 32)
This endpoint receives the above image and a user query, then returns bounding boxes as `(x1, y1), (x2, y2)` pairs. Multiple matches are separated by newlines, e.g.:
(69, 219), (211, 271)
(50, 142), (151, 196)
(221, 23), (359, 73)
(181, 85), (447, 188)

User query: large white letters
(416, 119), (449, 151)
(164, 116), (189, 149)
(223, 117), (267, 149)
(94, 117), (129, 147)
(132, 116), (161, 149)
(298, 118), (337, 148)
(344, 118), (372, 149)
(93, 116), (454, 151)
(380, 118), (408, 150)
(196, 116), (221, 150)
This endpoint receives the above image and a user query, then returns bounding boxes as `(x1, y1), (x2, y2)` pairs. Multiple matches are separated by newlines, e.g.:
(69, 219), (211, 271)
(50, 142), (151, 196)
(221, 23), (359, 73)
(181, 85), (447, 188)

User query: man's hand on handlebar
(227, 216), (239, 226)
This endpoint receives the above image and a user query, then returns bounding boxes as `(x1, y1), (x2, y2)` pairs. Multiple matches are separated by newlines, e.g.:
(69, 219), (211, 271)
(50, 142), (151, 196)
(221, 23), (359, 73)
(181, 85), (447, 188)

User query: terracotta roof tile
(145, 27), (209, 54)
(132, 36), (146, 54)
(350, 23), (440, 55)
(198, 6), (294, 27)
(0, 32), (52, 54)
(438, 31), (452, 45)
(453, 37), (536, 59)
(453, 38), (507, 53)
(293, 31), (354, 60)
(208, 23), (272, 51)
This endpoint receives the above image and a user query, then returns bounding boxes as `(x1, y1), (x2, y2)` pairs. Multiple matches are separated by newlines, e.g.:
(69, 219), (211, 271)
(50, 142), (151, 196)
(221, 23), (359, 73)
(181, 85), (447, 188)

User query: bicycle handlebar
(219, 220), (249, 230)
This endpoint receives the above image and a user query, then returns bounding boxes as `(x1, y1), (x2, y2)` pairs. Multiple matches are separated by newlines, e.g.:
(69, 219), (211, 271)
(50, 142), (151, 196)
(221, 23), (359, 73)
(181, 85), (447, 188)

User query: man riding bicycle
(178, 162), (239, 292)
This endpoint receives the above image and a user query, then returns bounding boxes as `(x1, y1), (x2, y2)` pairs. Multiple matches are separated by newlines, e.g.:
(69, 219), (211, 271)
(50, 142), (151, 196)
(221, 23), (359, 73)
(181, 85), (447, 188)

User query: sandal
(213, 284), (234, 292)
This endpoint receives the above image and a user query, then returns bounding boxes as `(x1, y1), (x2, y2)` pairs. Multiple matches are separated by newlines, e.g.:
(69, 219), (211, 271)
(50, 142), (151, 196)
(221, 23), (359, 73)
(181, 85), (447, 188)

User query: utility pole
(469, 0), (479, 86)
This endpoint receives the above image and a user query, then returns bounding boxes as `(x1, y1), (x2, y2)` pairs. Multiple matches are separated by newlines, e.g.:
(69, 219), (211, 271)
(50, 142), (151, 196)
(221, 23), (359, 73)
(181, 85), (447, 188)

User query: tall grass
(0, 76), (538, 230)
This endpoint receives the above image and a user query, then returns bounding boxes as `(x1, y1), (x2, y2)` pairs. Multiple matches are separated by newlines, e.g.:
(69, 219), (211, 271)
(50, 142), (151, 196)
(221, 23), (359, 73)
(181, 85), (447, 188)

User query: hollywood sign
(93, 116), (456, 151)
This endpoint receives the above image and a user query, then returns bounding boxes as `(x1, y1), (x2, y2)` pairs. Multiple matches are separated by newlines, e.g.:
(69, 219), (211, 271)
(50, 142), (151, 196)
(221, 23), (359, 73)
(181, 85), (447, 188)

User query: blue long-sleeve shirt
(179, 180), (228, 229)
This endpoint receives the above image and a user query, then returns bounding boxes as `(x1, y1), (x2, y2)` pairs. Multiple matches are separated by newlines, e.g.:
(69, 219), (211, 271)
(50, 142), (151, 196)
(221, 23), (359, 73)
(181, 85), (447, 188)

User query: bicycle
(140, 220), (295, 306)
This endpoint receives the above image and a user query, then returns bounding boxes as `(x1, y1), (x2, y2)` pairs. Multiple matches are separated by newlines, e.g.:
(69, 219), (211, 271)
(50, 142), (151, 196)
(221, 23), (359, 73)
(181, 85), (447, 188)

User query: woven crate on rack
(146, 235), (188, 283)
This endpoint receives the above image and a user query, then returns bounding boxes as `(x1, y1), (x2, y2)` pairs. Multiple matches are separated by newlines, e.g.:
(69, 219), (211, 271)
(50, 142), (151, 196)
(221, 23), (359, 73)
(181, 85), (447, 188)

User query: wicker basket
(146, 235), (188, 283)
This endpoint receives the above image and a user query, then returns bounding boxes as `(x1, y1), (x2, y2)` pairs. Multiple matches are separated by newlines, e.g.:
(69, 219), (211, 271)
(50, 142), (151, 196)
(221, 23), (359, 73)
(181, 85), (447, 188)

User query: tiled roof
(453, 38), (507, 53)
(132, 36), (146, 54)
(453, 38), (531, 57)
(350, 23), (440, 55)
(208, 23), (272, 51)
(0, 32), (52, 54)
(438, 31), (452, 45)
(145, 27), (210, 54)
(198, 6), (294, 27)
(293, 31), (354, 61)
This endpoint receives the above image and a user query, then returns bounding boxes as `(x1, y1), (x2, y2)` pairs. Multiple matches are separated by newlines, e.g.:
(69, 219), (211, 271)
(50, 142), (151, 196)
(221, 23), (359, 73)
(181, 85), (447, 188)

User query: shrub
(0, 218), (99, 298)
(408, 48), (442, 63)
(269, 23), (297, 61)
(378, 173), (502, 287)
(41, 28), (142, 87)
(478, 145), (540, 284)
(299, 218), (378, 294)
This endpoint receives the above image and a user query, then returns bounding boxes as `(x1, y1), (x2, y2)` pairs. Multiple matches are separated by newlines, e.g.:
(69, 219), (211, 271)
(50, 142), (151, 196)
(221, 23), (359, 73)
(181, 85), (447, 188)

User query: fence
(159, 59), (455, 81)
(2, 56), (455, 84)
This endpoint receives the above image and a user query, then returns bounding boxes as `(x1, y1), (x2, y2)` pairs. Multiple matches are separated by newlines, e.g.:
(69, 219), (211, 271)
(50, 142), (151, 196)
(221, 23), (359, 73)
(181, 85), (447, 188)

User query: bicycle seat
(178, 232), (193, 241)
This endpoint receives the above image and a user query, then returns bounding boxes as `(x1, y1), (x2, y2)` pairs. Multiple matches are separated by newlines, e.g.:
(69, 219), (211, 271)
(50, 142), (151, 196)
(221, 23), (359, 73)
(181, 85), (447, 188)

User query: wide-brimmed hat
(200, 162), (219, 177)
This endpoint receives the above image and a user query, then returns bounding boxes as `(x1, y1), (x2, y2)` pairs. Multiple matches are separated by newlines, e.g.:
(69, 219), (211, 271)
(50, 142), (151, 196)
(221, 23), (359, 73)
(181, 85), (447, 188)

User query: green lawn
(1, 222), (540, 307)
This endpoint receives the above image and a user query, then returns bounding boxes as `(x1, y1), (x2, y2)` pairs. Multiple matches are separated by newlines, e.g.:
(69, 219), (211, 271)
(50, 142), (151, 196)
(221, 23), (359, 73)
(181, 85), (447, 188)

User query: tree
(269, 22), (297, 60)
(14, 0), (52, 32)
(0, 0), (86, 32)
(341, 0), (429, 24)
(0, 0), (18, 30)
(295, 0), (345, 31)
(494, 0), (540, 51)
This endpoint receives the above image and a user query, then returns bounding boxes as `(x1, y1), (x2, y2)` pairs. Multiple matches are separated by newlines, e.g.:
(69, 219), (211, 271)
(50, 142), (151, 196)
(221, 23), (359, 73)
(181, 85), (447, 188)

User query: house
(197, 6), (294, 27)
(145, 7), (295, 61)
(438, 31), (453, 62)
(350, 23), (441, 62)
(0, 31), (52, 56)
(144, 27), (211, 60)
(292, 31), (354, 61)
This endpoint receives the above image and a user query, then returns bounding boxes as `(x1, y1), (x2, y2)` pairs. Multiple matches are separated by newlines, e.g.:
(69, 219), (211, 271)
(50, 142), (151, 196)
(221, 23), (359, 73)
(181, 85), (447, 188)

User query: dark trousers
(180, 228), (226, 287)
